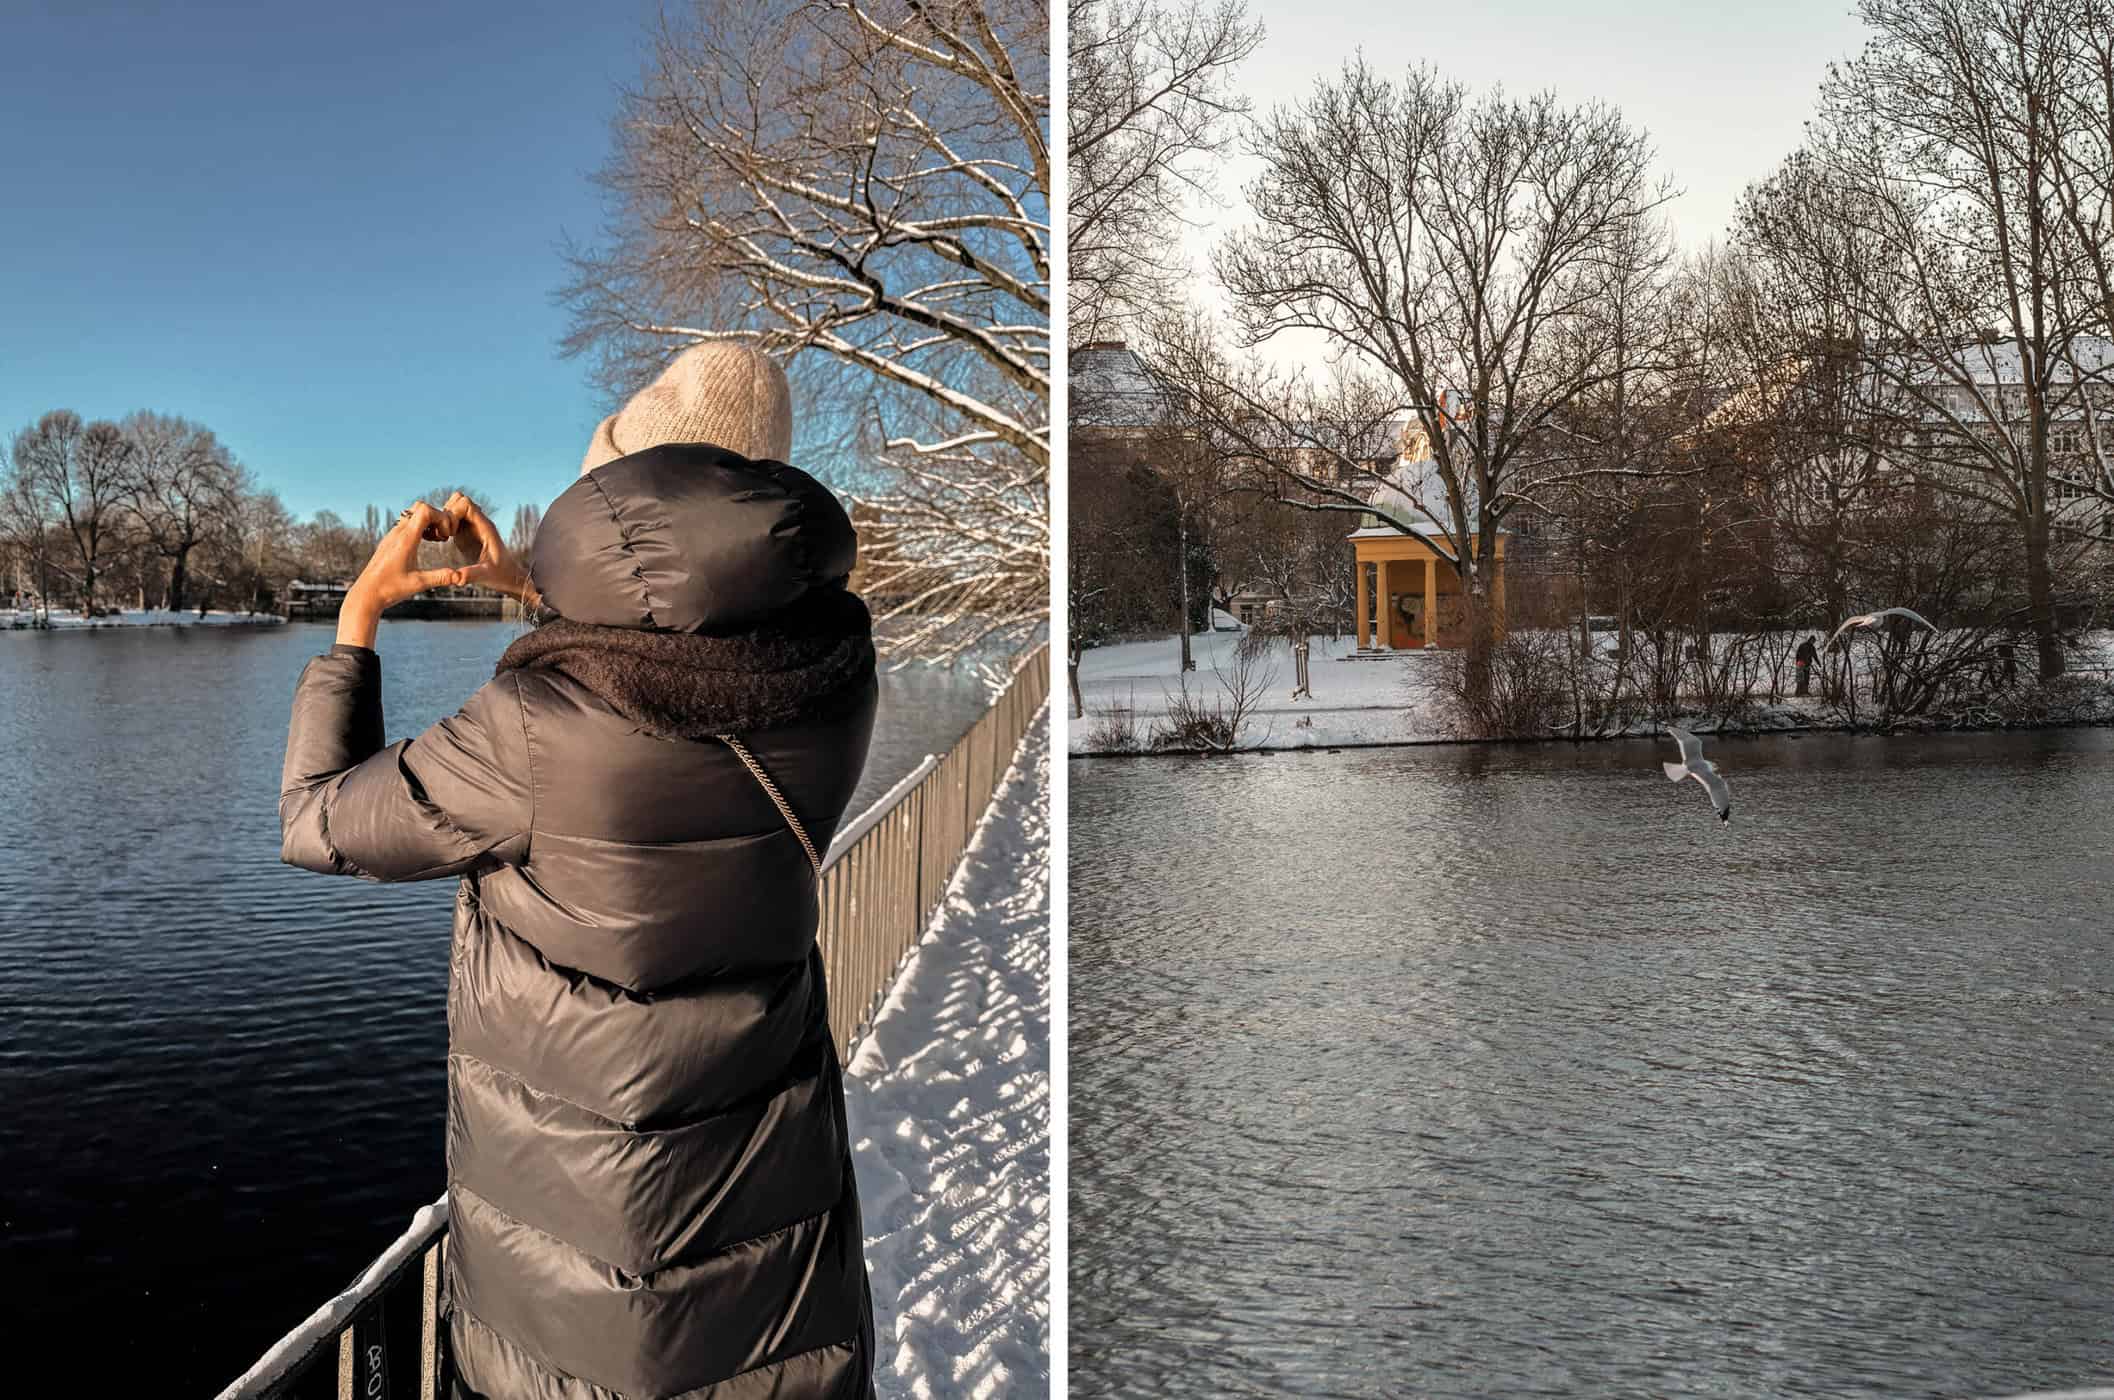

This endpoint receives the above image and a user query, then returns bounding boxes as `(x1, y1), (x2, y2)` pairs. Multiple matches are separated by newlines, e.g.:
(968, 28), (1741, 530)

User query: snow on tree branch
(562, 0), (1049, 667)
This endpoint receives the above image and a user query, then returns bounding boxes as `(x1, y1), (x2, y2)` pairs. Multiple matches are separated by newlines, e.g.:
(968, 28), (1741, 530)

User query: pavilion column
(1373, 561), (1390, 649)
(1425, 555), (1438, 648)
(1355, 554), (1370, 648)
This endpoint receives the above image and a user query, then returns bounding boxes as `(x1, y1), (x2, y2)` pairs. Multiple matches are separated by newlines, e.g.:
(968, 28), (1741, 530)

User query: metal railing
(818, 642), (1050, 1052)
(217, 643), (1051, 1400)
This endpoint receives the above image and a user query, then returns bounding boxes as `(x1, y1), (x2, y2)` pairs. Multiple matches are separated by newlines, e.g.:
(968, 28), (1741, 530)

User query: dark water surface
(0, 620), (990, 1394)
(1071, 731), (2114, 1400)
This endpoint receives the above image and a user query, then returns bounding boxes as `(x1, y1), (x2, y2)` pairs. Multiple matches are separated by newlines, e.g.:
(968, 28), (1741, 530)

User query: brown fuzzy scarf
(494, 589), (874, 737)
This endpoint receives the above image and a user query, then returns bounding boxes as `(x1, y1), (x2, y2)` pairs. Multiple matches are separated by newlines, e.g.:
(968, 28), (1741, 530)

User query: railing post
(421, 1239), (441, 1400)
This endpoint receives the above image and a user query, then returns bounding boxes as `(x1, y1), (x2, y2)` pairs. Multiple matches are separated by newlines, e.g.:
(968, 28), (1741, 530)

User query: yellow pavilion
(1350, 519), (1508, 650)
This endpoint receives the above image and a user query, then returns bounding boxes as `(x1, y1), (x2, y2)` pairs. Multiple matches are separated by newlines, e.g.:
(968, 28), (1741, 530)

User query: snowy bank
(1072, 630), (1447, 752)
(1070, 629), (2114, 754)
(2, 607), (285, 631)
(845, 716), (1050, 1400)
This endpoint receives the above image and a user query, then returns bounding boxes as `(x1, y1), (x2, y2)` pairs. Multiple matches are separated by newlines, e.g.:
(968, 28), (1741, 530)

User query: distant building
(1347, 461), (1510, 651)
(1073, 340), (1520, 645)
(1707, 334), (2114, 535)
(1071, 342), (1178, 434)
(1222, 582), (1280, 628)
(1908, 336), (2114, 535)
(284, 579), (352, 619)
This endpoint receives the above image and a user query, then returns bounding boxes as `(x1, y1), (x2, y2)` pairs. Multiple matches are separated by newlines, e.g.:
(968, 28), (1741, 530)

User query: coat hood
(530, 441), (858, 634)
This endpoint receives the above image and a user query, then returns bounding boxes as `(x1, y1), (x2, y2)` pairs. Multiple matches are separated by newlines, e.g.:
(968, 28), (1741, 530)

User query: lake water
(1070, 731), (2114, 1399)
(0, 619), (993, 1394)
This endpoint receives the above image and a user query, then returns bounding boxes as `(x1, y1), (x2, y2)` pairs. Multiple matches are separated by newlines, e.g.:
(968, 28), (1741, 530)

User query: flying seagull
(1663, 726), (1731, 824)
(1826, 607), (1938, 653)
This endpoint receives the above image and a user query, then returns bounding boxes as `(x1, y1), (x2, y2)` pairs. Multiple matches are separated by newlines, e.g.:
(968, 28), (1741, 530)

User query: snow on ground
(1, 607), (285, 630)
(1073, 629), (1448, 751)
(1071, 627), (2114, 753)
(845, 715), (1050, 1400)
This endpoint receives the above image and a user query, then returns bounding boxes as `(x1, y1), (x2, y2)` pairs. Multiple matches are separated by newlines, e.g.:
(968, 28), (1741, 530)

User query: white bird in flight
(1826, 607), (1938, 653)
(1663, 726), (1732, 823)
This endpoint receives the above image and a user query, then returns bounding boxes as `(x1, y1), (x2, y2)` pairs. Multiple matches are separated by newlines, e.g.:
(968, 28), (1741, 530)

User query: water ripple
(0, 621), (991, 1394)
(1071, 733), (2114, 1399)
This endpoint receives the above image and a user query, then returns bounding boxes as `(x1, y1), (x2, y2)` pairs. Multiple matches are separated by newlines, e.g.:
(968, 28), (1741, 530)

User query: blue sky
(0, 0), (660, 523)
(3, 0), (1871, 518)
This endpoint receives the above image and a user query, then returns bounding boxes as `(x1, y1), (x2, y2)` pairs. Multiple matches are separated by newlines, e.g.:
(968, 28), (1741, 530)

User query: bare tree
(1184, 63), (1675, 698)
(238, 488), (300, 611)
(0, 472), (60, 621)
(508, 503), (541, 558)
(848, 427), (1048, 677)
(1067, 0), (1261, 340)
(1146, 413), (1224, 671)
(1069, 439), (1177, 711)
(2040, 0), (2114, 517)
(1768, 0), (2100, 678)
(1728, 175), (1911, 640)
(118, 412), (244, 612)
(298, 510), (372, 584)
(562, 0), (1049, 667)
(9, 411), (132, 616)
(1155, 632), (1276, 750)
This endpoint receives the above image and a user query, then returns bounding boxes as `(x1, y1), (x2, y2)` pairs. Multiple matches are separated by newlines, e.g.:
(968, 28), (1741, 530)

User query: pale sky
(1180, 0), (1877, 352)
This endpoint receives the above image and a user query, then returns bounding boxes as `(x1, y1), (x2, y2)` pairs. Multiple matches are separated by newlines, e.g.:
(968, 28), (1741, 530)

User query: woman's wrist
(336, 586), (382, 649)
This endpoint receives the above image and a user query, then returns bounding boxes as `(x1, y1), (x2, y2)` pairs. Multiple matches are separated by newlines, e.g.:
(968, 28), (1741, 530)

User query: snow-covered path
(845, 714), (1050, 1400)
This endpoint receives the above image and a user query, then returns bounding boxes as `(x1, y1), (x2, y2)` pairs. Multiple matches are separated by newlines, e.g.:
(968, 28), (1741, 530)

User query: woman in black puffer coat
(279, 360), (878, 1398)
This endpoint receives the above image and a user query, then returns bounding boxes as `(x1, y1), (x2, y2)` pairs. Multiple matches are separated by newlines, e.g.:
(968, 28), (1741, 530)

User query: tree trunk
(1611, 559), (1633, 668)
(168, 549), (190, 615)
(1176, 508), (1194, 672)
(1459, 550), (1495, 709)
(2023, 510), (2063, 680)
(1068, 640), (1083, 719)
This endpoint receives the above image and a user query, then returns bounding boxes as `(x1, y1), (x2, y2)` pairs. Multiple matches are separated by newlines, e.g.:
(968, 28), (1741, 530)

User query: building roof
(1709, 335), (2114, 431)
(1071, 343), (1179, 430)
(1931, 334), (2114, 385)
(1348, 519), (1458, 540)
(1069, 343), (1428, 464)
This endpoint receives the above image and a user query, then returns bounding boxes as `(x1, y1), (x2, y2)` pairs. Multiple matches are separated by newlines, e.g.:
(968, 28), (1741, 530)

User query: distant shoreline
(1071, 629), (2114, 758)
(2, 609), (289, 633)
(1070, 706), (2114, 759)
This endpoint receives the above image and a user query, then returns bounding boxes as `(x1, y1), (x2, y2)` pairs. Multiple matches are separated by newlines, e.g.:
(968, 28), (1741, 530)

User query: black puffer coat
(280, 444), (879, 1399)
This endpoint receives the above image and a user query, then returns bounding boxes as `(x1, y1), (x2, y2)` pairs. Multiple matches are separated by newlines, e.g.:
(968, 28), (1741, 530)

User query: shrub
(1433, 628), (1573, 738)
(1086, 701), (1143, 753)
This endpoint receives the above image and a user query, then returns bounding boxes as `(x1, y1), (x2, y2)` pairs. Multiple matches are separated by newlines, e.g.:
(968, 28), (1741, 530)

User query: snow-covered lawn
(1, 607), (285, 630)
(1073, 630), (1448, 751)
(846, 715), (1050, 1400)
(1071, 627), (2114, 753)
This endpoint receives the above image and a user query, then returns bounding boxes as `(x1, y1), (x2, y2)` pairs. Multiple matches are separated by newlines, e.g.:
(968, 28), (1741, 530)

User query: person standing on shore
(278, 343), (879, 1400)
(1795, 634), (1819, 697)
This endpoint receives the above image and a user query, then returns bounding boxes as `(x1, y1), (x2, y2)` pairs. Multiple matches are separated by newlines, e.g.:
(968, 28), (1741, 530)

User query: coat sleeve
(280, 645), (534, 881)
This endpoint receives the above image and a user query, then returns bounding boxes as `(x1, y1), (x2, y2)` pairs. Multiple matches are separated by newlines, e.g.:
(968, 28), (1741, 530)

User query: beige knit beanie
(580, 342), (795, 475)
